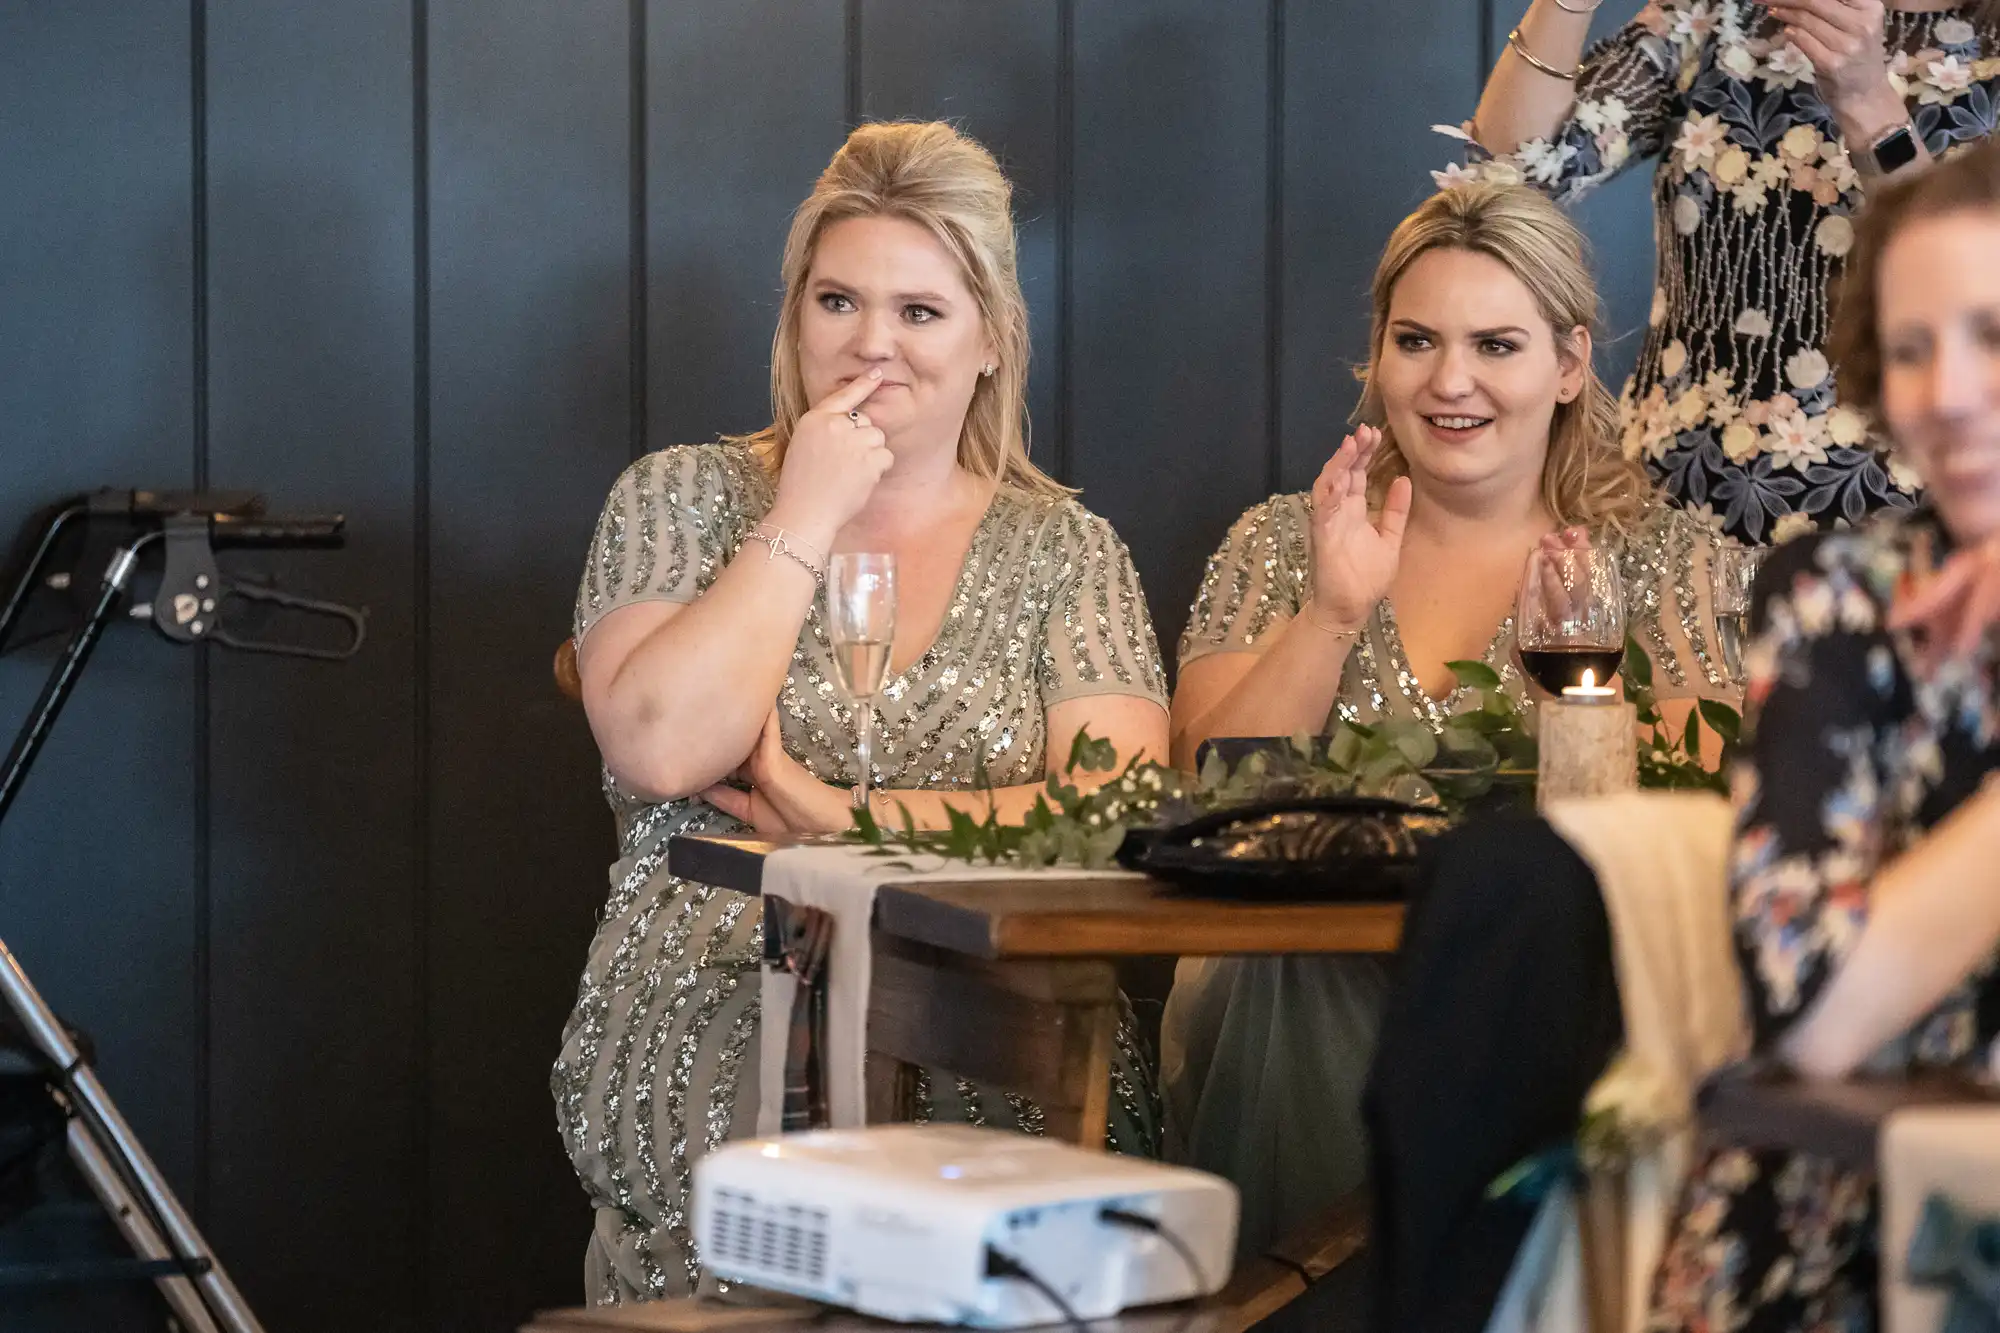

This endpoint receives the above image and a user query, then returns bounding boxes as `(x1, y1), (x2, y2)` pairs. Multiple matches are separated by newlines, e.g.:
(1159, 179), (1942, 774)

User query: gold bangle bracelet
(1300, 606), (1363, 640)
(1507, 27), (1578, 81)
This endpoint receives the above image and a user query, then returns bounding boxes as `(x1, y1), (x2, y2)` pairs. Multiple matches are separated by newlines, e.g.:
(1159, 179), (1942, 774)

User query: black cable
(985, 1246), (1089, 1333)
(1098, 1207), (1210, 1296)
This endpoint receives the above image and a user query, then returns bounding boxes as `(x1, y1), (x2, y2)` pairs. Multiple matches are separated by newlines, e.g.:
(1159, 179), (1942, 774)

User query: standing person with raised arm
(1453, 0), (2000, 543)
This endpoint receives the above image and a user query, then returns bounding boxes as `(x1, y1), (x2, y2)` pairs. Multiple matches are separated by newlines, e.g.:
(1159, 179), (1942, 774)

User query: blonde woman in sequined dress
(1161, 183), (1738, 1283)
(554, 122), (1171, 1303)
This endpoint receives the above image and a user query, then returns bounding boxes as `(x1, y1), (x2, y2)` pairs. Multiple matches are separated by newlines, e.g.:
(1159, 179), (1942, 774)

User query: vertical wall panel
(0, 5), (197, 1326)
(427, 2), (627, 1325)
(203, 2), (421, 1327)
(1484, 1), (1658, 389)
(859, 0), (1064, 476)
(646, 0), (848, 449)
(1280, 0), (1482, 491)
(1069, 0), (1272, 657)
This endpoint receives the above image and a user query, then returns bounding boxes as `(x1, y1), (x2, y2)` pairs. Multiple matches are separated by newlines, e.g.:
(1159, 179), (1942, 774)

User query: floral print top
(1730, 509), (1998, 1069)
(1641, 510), (1998, 1333)
(1442, 2), (2000, 545)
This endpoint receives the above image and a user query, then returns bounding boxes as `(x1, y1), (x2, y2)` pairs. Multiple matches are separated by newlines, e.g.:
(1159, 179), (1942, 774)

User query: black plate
(1117, 795), (1452, 902)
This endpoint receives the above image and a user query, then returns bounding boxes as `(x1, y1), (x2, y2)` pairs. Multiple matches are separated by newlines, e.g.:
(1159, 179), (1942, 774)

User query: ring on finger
(847, 409), (863, 426)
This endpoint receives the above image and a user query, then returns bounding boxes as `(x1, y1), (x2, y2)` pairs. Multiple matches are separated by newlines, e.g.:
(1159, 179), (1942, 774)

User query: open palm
(1309, 426), (1413, 632)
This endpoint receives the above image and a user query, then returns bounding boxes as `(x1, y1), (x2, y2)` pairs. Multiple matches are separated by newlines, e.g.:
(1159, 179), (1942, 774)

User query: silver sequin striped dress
(553, 442), (1170, 1303)
(1160, 490), (1735, 1275)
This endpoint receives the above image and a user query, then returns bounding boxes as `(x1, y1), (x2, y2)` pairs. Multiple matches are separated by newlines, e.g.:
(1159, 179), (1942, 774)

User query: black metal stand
(0, 490), (355, 1332)
(0, 537), (152, 826)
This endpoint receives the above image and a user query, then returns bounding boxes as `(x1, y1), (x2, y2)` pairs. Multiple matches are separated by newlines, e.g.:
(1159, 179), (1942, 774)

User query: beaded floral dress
(552, 442), (1170, 1302)
(1159, 491), (1733, 1269)
(1444, 1), (2000, 544)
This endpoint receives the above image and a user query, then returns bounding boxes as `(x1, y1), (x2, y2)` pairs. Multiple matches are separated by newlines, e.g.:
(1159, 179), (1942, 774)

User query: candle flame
(1581, 668), (1596, 690)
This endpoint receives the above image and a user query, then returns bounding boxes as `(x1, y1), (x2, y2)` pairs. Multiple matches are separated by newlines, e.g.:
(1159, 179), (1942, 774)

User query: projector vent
(707, 1190), (830, 1284)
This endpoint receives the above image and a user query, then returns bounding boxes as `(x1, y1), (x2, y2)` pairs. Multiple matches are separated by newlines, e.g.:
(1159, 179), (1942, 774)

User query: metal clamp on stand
(140, 512), (364, 660)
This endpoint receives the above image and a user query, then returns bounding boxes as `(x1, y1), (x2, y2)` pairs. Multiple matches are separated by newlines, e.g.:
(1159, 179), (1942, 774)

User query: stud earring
(980, 363), (996, 378)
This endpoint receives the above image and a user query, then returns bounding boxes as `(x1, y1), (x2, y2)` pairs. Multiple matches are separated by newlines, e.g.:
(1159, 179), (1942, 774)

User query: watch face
(1874, 127), (1920, 174)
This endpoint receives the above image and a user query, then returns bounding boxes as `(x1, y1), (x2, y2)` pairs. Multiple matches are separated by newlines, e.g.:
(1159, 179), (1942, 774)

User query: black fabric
(1364, 813), (1623, 1333)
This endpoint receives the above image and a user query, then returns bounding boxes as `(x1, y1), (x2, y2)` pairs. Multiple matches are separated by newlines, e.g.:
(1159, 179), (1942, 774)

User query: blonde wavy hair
(730, 120), (1066, 497)
(1356, 181), (1648, 532)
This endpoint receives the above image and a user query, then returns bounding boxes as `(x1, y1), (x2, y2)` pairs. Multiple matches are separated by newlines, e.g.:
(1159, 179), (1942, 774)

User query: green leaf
(1623, 636), (1654, 689)
(1378, 719), (1439, 770)
(1065, 726), (1094, 775)
(1289, 731), (1317, 761)
(1358, 751), (1412, 792)
(945, 802), (981, 843)
(1684, 711), (1703, 763)
(1084, 825), (1127, 870)
(1446, 659), (1505, 691)
(1328, 726), (1365, 770)
(851, 801), (884, 843)
(1438, 732), (1499, 772)
(1698, 698), (1741, 745)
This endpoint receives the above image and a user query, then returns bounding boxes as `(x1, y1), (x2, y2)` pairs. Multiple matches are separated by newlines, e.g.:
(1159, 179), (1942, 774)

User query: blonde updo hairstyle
(1356, 181), (1648, 532)
(734, 120), (1066, 498)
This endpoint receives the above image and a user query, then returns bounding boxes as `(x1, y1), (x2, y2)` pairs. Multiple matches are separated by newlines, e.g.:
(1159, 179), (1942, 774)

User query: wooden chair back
(555, 638), (582, 703)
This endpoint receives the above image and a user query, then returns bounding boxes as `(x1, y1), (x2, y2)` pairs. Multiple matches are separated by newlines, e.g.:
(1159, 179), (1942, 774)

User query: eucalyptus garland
(848, 637), (1740, 870)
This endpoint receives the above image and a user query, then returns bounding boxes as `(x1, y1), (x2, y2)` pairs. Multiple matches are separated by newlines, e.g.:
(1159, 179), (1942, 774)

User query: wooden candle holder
(1537, 699), (1637, 809)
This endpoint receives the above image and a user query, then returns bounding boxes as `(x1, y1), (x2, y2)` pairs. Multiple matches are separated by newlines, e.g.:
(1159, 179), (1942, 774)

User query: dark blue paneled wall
(0, 3), (1654, 1328)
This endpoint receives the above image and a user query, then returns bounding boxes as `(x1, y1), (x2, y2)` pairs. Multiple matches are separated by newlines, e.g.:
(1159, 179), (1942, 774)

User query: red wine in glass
(1519, 644), (1625, 696)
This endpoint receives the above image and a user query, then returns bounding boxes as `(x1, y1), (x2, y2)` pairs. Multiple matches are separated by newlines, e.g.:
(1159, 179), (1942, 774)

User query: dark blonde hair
(1830, 135), (2000, 427)
(1355, 182), (1648, 531)
(731, 121), (1065, 497)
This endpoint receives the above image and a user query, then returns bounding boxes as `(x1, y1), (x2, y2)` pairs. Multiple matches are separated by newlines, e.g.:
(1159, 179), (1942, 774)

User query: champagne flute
(1710, 543), (1765, 685)
(1517, 542), (1627, 695)
(826, 553), (897, 809)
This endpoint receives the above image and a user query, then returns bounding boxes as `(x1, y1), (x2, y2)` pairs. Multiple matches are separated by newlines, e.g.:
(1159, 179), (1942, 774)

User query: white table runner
(754, 843), (1141, 1137)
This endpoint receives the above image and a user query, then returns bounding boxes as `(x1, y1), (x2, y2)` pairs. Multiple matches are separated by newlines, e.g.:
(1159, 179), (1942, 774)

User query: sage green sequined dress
(1161, 490), (1733, 1267)
(553, 442), (1170, 1303)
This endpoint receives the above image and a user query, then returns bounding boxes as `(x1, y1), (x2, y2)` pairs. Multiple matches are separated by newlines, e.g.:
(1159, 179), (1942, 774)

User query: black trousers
(1363, 814), (1623, 1333)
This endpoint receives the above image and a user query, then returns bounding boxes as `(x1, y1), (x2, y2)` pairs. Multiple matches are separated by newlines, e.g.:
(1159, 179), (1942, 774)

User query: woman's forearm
(1783, 780), (2000, 1078)
(1473, 0), (1598, 153)
(591, 550), (821, 800)
(1171, 616), (1357, 769)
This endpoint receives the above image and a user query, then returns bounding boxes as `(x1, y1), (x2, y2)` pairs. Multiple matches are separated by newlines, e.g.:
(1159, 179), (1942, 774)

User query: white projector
(693, 1125), (1239, 1327)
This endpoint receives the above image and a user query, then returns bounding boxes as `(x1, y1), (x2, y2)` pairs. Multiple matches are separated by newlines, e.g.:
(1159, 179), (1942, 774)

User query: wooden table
(669, 833), (1405, 1150)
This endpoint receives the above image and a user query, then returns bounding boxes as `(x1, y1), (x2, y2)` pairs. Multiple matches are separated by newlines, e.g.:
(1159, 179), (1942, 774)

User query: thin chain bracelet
(743, 523), (826, 586)
(1300, 605), (1363, 640)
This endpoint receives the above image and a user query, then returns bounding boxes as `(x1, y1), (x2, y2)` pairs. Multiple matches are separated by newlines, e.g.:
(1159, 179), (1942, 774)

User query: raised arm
(579, 373), (894, 801)
(1463, 2), (1680, 201)
(1171, 430), (1411, 769)
(705, 504), (1173, 834)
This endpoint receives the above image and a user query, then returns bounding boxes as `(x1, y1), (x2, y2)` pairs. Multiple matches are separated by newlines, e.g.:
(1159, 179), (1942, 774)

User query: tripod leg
(0, 939), (266, 1333)
(65, 1120), (222, 1333)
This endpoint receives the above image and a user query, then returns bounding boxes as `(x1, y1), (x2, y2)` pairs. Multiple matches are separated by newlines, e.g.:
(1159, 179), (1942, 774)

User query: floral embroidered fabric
(1443, 2), (2000, 544)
